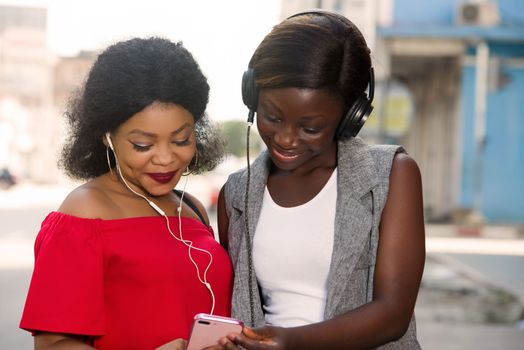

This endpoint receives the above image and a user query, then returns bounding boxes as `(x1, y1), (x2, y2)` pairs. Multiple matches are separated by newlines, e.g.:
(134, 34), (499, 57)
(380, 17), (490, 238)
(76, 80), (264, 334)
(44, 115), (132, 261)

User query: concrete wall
(460, 44), (524, 223)
(393, 0), (524, 26)
(393, 0), (456, 25)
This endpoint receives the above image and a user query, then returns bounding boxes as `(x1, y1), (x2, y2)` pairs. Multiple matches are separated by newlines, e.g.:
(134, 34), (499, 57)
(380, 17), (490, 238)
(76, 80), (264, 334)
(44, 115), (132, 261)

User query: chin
(270, 157), (302, 171)
(144, 183), (175, 197)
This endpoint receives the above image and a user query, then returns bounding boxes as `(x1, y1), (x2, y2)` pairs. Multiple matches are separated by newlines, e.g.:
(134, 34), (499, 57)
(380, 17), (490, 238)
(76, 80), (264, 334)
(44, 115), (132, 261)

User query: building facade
(0, 5), (96, 183)
(378, 0), (524, 224)
(0, 5), (53, 181)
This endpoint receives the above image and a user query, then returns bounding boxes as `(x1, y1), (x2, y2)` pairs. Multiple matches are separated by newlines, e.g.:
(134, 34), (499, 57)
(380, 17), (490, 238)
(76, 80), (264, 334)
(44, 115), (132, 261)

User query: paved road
(1, 183), (523, 349)
(1, 185), (65, 349)
(438, 253), (524, 302)
(417, 321), (524, 350)
(0, 269), (32, 349)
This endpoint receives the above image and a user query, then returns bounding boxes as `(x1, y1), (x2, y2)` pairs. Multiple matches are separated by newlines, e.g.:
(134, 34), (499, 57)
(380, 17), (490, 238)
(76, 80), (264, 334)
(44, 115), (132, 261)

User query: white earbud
(105, 132), (115, 151)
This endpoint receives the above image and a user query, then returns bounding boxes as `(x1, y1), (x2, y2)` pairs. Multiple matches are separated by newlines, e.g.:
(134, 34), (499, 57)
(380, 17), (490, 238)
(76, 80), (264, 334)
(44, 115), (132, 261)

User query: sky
(1, 0), (282, 121)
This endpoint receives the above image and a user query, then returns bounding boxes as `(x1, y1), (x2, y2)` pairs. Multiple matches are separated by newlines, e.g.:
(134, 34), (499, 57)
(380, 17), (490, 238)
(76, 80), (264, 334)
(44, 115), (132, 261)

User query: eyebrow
(263, 99), (283, 115)
(300, 115), (324, 121)
(128, 123), (193, 137)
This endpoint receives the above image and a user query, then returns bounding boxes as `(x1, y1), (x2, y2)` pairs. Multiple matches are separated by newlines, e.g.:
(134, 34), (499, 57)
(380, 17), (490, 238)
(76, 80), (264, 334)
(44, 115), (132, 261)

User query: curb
(426, 224), (523, 240)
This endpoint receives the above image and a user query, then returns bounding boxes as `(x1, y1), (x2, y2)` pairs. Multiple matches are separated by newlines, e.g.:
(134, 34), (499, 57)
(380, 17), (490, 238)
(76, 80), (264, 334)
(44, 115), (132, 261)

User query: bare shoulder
(382, 151), (424, 228)
(58, 178), (115, 219)
(381, 152), (424, 231)
(390, 152), (422, 186)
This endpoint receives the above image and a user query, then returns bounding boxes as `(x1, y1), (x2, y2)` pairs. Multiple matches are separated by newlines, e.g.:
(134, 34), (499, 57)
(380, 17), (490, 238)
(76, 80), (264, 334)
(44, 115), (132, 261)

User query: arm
(154, 339), (188, 350)
(231, 153), (426, 350)
(217, 185), (229, 251)
(35, 333), (96, 350)
(35, 334), (189, 350)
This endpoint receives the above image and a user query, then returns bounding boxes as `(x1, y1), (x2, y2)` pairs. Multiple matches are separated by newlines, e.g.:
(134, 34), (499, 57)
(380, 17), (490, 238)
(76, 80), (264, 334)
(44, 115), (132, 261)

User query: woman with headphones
(20, 37), (232, 349)
(217, 10), (425, 349)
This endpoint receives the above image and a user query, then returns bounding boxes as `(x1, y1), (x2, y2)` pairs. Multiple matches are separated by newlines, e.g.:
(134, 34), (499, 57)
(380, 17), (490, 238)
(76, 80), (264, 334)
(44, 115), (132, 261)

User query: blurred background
(0, 0), (523, 349)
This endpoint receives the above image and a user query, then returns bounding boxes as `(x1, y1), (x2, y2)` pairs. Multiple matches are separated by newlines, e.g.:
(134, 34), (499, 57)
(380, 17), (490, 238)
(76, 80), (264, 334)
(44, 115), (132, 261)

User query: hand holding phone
(186, 313), (243, 350)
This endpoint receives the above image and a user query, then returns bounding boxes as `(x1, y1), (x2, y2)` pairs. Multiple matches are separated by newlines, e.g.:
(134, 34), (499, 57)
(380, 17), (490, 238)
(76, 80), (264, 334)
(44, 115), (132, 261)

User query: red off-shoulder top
(20, 211), (233, 349)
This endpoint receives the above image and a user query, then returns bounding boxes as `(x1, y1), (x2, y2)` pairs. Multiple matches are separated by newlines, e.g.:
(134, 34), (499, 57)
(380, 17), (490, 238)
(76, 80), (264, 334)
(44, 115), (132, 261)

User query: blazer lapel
(230, 150), (271, 229)
(325, 137), (379, 318)
(229, 151), (271, 326)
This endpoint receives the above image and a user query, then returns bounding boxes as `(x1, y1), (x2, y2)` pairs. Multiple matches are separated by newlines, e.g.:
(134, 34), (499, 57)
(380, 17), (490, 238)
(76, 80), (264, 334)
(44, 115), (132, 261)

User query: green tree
(220, 120), (263, 157)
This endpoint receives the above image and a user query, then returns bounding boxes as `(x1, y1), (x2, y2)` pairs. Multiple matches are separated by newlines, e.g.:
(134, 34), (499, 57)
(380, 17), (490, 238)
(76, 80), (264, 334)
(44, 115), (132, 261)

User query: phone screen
(186, 313), (243, 350)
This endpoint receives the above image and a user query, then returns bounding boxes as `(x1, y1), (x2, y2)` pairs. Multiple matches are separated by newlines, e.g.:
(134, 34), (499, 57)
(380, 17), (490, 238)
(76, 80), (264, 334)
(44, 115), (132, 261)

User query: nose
(274, 124), (298, 149)
(151, 144), (175, 166)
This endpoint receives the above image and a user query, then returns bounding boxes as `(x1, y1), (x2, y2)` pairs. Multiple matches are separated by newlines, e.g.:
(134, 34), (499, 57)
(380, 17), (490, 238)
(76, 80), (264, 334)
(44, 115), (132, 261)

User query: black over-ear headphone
(241, 10), (375, 138)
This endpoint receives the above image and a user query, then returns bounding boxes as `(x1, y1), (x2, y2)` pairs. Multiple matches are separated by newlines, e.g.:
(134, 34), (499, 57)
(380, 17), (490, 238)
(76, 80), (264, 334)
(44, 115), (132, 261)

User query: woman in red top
(20, 37), (233, 350)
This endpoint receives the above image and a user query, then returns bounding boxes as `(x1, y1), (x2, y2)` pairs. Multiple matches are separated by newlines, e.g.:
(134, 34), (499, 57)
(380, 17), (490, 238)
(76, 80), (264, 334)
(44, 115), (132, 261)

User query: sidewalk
(426, 223), (523, 240)
(418, 224), (524, 349)
(0, 180), (76, 210)
(425, 223), (524, 303)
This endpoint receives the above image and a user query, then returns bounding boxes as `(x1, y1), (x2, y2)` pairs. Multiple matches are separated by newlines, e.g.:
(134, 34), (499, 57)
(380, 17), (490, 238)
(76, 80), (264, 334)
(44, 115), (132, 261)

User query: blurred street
(1, 182), (524, 349)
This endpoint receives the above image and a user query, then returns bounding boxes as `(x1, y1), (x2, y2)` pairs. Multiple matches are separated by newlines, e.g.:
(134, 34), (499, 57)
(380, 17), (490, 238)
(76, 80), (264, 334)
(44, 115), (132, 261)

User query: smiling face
(108, 101), (196, 197)
(256, 87), (345, 173)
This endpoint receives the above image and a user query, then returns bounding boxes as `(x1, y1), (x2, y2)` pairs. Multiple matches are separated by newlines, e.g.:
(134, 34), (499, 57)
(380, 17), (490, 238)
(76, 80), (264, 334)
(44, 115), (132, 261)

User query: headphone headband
(286, 9), (348, 21)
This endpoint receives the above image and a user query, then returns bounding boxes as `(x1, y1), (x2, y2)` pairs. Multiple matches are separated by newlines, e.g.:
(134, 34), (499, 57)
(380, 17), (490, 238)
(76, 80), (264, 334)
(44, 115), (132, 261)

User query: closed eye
(130, 142), (151, 152)
(302, 127), (320, 134)
(173, 138), (191, 146)
(262, 113), (280, 123)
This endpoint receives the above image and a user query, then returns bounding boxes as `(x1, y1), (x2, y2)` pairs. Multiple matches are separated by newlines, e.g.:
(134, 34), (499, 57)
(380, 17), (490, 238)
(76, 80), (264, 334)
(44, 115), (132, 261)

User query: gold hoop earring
(182, 152), (198, 176)
(106, 147), (114, 176)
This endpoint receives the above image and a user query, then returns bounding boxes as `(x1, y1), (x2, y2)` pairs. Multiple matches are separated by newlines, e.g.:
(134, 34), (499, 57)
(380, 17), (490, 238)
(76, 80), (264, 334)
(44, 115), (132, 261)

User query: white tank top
(253, 170), (337, 327)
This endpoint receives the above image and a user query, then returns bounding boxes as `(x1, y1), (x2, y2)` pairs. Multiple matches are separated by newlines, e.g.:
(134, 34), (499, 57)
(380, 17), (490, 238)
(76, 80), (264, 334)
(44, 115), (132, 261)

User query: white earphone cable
(109, 136), (215, 315)
(176, 174), (215, 315)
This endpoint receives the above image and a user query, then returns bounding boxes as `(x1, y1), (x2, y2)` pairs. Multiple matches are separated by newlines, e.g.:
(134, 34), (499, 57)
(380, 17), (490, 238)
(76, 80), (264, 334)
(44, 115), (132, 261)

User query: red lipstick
(147, 172), (175, 184)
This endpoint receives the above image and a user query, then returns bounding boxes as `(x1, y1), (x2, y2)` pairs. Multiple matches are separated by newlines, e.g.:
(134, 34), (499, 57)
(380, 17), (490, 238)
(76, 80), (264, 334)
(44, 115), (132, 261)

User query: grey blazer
(223, 137), (420, 349)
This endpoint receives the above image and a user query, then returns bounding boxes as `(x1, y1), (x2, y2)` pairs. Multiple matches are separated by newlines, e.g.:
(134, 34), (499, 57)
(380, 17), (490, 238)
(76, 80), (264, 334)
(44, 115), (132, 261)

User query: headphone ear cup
(242, 68), (259, 118)
(336, 94), (374, 139)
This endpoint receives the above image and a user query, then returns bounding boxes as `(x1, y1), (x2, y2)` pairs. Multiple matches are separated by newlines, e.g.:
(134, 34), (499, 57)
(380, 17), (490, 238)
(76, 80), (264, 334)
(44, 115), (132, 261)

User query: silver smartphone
(186, 313), (244, 350)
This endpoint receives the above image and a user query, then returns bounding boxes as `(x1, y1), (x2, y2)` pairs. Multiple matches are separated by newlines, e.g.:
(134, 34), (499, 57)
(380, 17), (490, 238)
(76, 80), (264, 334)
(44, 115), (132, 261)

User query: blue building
(375, 0), (524, 223)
